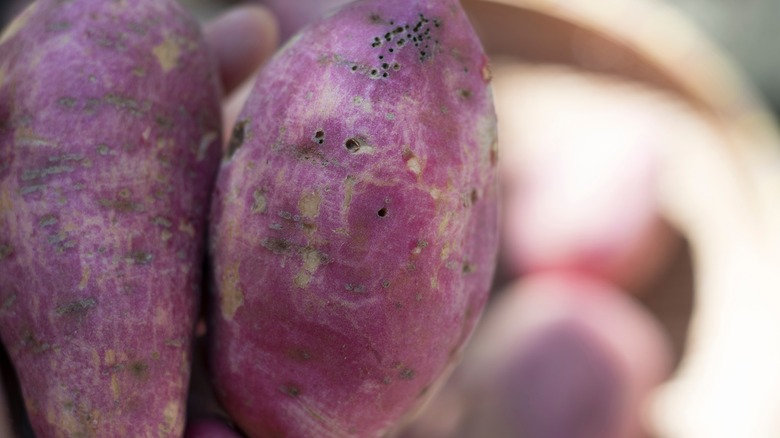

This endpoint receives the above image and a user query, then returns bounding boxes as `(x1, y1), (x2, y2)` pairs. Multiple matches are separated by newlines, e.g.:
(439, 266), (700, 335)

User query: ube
(0, 1), (221, 435)
(208, 0), (498, 436)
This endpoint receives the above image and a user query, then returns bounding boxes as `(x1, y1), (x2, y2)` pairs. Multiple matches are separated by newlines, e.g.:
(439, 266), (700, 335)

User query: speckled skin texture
(209, 0), (498, 436)
(0, 1), (221, 436)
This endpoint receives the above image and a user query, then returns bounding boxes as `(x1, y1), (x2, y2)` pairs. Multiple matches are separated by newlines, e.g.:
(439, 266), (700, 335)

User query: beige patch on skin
(0, 2), (37, 45)
(110, 374), (120, 400)
(152, 35), (181, 73)
(406, 157), (422, 176)
(91, 350), (101, 370)
(342, 176), (357, 215)
(179, 220), (194, 237)
(252, 190), (267, 214)
(294, 248), (324, 289)
(104, 349), (116, 366)
(438, 212), (452, 236)
(154, 306), (167, 326)
(220, 263), (243, 320)
(302, 249), (322, 272)
(298, 191), (322, 219)
(411, 240), (428, 255)
(440, 241), (452, 261)
(160, 401), (180, 436)
(294, 271), (312, 288)
(78, 265), (90, 290)
(482, 64), (492, 82)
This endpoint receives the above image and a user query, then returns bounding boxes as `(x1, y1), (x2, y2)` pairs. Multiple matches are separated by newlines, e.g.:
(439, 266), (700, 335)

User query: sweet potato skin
(209, 0), (498, 436)
(0, 1), (221, 436)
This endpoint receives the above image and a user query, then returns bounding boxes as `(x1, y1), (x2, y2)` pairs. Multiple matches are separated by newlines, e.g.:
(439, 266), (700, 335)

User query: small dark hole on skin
(315, 130), (324, 139)
(378, 55), (384, 60)
(352, 65), (358, 71)
(377, 207), (388, 217)
(371, 69), (378, 75)
(382, 63), (389, 69)
(392, 63), (400, 71)
(227, 120), (248, 159)
(345, 138), (361, 153)
(389, 48), (394, 53)
(382, 72), (388, 78)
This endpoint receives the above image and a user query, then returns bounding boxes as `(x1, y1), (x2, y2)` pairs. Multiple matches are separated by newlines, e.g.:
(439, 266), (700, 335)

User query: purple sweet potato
(208, 0), (498, 436)
(185, 417), (245, 438)
(0, 1), (221, 436)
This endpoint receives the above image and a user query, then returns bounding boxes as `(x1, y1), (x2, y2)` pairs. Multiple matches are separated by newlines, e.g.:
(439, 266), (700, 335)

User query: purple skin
(0, 1), (221, 436)
(209, 0), (498, 436)
(186, 418), (244, 438)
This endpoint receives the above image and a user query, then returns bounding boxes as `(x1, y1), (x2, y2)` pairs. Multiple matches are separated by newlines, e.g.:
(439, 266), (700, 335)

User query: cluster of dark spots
(280, 383), (302, 397)
(125, 251), (153, 265)
(0, 243), (13, 260)
(362, 13), (440, 78)
(55, 298), (97, 317)
(311, 129), (325, 145)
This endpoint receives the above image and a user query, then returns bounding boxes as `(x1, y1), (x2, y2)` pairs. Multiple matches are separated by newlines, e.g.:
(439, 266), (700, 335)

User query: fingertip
(205, 5), (279, 95)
